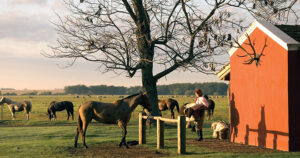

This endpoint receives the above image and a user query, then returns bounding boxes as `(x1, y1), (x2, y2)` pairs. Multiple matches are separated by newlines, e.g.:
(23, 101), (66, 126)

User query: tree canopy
(46, 0), (298, 115)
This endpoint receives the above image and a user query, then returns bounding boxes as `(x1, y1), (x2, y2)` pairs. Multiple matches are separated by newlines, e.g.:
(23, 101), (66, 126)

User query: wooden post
(1, 105), (3, 120)
(178, 116), (186, 154)
(139, 113), (146, 144)
(157, 118), (164, 149)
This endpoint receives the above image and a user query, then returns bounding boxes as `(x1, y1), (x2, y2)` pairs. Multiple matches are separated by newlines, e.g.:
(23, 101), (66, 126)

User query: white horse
(0, 97), (32, 120)
(211, 120), (230, 139)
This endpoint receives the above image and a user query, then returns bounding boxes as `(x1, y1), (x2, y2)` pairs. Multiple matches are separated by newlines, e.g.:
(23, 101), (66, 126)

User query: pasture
(0, 95), (299, 157)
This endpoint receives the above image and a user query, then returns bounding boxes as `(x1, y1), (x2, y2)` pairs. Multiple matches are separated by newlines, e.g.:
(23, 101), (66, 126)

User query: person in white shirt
(185, 88), (209, 141)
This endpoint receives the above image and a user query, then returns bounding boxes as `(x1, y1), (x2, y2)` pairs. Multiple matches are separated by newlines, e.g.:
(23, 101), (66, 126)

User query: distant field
(0, 95), (229, 124)
(0, 95), (299, 157)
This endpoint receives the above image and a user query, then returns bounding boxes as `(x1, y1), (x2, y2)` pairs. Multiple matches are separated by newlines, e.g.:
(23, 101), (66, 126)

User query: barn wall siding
(230, 27), (290, 151)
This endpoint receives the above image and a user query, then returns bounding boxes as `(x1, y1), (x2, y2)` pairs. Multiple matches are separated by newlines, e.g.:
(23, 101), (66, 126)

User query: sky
(0, 0), (299, 90)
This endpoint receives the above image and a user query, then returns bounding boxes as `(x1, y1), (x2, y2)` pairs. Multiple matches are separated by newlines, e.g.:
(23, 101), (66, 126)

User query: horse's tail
(24, 101), (32, 112)
(77, 114), (84, 139)
(175, 100), (179, 113)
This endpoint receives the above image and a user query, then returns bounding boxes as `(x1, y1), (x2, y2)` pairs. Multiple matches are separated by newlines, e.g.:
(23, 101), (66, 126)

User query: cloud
(0, 11), (56, 42)
(10, 0), (48, 6)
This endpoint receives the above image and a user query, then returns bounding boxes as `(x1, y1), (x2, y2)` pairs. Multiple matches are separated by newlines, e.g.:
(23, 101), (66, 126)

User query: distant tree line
(0, 91), (65, 96)
(64, 82), (228, 96)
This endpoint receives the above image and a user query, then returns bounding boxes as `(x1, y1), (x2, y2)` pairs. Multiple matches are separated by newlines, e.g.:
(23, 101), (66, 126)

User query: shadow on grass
(67, 143), (170, 158)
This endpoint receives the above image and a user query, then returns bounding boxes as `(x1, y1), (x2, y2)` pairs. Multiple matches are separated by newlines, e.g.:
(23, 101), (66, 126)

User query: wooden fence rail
(139, 113), (188, 154)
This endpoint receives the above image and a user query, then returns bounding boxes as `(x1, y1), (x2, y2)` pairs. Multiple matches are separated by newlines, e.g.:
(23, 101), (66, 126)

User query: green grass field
(0, 95), (299, 157)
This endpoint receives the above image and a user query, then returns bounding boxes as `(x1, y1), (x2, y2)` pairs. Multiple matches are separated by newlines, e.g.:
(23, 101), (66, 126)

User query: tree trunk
(142, 64), (161, 116)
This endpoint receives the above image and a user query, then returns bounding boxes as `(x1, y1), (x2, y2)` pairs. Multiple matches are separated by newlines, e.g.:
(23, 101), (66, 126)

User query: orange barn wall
(229, 28), (290, 151)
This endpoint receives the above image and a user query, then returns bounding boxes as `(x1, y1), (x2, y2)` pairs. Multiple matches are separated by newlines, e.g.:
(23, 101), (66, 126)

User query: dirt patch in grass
(68, 144), (169, 158)
(186, 138), (283, 153)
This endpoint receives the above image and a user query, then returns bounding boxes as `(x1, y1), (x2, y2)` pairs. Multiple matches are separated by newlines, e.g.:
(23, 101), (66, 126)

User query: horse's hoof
(125, 145), (129, 149)
(119, 142), (122, 147)
(74, 144), (77, 148)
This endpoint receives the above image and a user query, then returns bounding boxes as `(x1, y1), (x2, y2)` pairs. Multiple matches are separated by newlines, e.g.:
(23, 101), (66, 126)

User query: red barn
(218, 19), (300, 151)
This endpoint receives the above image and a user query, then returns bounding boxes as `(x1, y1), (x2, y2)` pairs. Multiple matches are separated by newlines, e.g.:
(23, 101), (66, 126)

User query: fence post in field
(157, 118), (164, 149)
(139, 113), (146, 144)
(178, 115), (186, 154)
(1, 105), (3, 120)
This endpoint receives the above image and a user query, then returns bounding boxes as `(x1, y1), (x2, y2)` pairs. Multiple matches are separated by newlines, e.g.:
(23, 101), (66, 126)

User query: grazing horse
(47, 101), (74, 120)
(0, 97), (32, 120)
(158, 98), (179, 119)
(74, 92), (152, 149)
(204, 95), (215, 120)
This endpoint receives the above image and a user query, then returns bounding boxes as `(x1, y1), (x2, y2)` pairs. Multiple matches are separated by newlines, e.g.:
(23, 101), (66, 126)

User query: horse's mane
(114, 93), (141, 106)
(122, 93), (141, 100)
(1, 97), (12, 103)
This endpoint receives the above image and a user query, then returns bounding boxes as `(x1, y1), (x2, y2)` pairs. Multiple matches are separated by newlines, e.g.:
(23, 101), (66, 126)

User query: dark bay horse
(47, 101), (74, 120)
(204, 95), (215, 120)
(158, 98), (179, 119)
(74, 92), (152, 148)
(0, 97), (32, 120)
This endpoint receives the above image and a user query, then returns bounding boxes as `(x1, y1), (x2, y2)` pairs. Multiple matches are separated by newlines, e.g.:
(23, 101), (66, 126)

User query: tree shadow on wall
(230, 93), (239, 143)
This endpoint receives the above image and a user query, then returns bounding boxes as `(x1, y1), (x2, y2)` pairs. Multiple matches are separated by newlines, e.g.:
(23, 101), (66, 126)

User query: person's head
(194, 88), (203, 97)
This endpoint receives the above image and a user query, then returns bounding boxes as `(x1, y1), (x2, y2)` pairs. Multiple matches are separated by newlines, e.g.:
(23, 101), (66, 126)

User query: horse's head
(138, 92), (152, 114)
(184, 108), (194, 118)
(0, 97), (6, 105)
(50, 101), (57, 106)
(204, 95), (209, 100)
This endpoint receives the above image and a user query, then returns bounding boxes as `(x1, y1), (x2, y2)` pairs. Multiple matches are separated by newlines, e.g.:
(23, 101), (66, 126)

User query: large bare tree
(45, 0), (298, 115)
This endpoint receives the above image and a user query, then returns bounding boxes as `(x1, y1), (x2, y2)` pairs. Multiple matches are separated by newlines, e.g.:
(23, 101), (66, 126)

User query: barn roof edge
(228, 19), (300, 57)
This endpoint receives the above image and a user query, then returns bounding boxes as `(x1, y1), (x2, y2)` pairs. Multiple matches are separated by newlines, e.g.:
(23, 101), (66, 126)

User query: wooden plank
(142, 115), (178, 123)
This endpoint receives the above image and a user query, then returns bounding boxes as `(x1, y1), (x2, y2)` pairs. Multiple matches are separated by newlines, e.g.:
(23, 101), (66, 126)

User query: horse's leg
(74, 127), (79, 148)
(8, 106), (15, 120)
(71, 111), (74, 120)
(25, 108), (30, 120)
(53, 111), (57, 120)
(80, 115), (91, 149)
(12, 112), (15, 120)
(118, 121), (129, 148)
(67, 110), (70, 120)
(11, 109), (16, 120)
(82, 122), (89, 149)
(170, 109), (175, 119)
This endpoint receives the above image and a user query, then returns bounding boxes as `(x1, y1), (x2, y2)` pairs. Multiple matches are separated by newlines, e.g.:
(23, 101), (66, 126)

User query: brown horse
(0, 97), (32, 120)
(47, 101), (74, 120)
(74, 92), (152, 148)
(204, 95), (215, 120)
(158, 98), (179, 119)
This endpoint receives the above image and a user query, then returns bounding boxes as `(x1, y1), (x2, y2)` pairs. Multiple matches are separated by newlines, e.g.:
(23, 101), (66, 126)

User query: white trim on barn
(229, 19), (300, 57)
